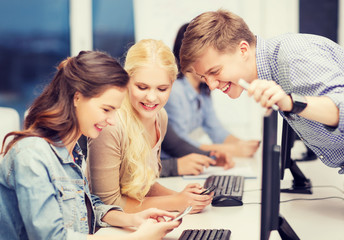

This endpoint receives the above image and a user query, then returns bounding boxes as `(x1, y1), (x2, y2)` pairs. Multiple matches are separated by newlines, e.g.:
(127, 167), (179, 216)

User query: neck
(64, 134), (81, 157)
(140, 115), (156, 132)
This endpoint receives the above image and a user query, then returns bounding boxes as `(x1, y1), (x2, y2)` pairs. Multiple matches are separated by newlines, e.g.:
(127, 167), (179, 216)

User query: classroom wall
(133, 0), (299, 141)
(339, 0), (344, 45)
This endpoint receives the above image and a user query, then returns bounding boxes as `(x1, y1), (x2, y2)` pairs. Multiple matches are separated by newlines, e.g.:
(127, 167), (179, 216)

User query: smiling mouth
(95, 124), (105, 131)
(141, 102), (158, 110)
(143, 103), (155, 107)
(220, 82), (231, 93)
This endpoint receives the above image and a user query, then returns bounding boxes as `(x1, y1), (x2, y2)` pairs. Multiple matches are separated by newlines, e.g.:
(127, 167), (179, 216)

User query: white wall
(70, 0), (93, 56)
(133, 0), (299, 140)
(339, 0), (344, 46)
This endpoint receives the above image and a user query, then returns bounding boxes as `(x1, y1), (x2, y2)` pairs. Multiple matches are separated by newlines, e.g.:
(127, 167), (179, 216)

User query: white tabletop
(96, 158), (344, 240)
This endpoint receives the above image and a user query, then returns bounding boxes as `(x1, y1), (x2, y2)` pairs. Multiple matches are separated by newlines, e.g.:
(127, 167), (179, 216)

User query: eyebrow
(204, 65), (221, 75)
(136, 82), (171, 88)
(103, 104), (116, 110)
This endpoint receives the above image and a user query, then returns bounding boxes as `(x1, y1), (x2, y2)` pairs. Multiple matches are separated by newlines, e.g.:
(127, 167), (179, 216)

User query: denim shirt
(164, 77), (229, 143)
(0, 137), (121, 240)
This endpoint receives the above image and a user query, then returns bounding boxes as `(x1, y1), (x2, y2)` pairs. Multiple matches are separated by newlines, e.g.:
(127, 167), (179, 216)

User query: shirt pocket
(56, 183), (78, 228)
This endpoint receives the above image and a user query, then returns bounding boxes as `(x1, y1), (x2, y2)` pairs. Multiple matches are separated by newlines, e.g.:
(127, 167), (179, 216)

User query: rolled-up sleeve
(91, 194), (123, 227)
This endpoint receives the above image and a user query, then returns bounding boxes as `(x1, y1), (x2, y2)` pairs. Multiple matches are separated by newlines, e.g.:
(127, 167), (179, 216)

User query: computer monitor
(280, 119), (312, 194)
(260, 110), (299, 240)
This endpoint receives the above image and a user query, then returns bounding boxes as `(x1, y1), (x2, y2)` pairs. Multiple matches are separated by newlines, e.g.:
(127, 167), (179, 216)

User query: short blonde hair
(119, 39), (177, 201)
(180, 9), (256, 74)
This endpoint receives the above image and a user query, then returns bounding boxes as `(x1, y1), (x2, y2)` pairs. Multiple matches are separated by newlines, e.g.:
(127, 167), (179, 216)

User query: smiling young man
(179, 9), (344, 174)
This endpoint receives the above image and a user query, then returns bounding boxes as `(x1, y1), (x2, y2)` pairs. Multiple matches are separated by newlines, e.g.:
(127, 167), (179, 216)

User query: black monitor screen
(260, 110), (280, 240)
(261, 112), (300, 240)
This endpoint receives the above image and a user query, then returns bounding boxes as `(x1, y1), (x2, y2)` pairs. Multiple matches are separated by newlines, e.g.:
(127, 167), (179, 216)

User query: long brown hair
(1, 50), (129, 155)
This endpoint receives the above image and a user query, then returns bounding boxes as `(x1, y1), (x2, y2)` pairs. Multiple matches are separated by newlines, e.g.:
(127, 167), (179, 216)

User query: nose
(206, 77), (219, 90)
(105, 111), (117, 126)
(146, 89), (157, 102)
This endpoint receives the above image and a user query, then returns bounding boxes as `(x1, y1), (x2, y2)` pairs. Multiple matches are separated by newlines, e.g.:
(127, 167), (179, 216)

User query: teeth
(96, 124), (103, 129)
(143, 103), (155, 108)
(221, 83), (230, 92)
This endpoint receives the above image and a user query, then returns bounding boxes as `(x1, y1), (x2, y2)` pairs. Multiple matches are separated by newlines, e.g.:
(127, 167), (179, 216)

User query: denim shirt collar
(49, 141), (84, 168)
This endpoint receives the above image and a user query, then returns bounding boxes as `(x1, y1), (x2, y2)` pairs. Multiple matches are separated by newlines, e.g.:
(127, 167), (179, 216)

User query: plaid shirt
(256, 34), (344, 174)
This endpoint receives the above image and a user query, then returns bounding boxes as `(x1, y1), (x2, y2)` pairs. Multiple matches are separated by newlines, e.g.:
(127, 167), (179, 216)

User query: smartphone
(171, 206), (193, 221)
(200, 185), (216, 195)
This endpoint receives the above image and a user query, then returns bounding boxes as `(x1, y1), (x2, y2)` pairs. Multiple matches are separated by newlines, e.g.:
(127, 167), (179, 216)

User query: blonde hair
(180, 9), (256, 74)
(119, 39), (177, 201)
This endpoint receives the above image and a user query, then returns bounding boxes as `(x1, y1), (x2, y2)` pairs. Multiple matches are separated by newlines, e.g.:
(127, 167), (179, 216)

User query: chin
(227, 89), (243, 99)
(86, 131), (100, 139)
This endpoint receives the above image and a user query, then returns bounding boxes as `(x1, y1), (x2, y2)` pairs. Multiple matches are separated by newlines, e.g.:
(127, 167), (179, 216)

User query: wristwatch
(285, 93), (308, 114)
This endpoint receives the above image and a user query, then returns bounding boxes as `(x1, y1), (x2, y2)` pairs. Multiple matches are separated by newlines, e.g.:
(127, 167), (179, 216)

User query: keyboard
(178, 229), (231, 240)
(203, 175), (244, 207)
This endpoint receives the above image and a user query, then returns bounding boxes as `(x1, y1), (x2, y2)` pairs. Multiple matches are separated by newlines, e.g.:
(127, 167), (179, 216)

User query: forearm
(299, 96), (339, 126)
(87, 233), (136, 240)
(199, 143), (223, 152)
(223, 134), (240, 144)
(123, 183), (180, 213)
(101, 210), (134, 228)
(123, 194), (181, 213)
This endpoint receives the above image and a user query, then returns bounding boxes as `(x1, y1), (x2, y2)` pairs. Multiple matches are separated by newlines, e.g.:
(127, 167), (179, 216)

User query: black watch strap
(286, 93), (307, 114)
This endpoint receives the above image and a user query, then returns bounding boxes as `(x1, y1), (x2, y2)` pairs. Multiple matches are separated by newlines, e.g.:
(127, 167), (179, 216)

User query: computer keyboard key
(178, 229), (231, 240)
(204, 175), (244, 207)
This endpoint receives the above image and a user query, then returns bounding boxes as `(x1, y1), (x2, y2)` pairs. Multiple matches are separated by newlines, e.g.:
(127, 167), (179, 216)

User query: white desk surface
(96, 158), (344, 240)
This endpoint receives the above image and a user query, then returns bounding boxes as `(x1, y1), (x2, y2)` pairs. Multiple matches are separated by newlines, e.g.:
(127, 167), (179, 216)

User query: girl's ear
(73, 91), (81, 107)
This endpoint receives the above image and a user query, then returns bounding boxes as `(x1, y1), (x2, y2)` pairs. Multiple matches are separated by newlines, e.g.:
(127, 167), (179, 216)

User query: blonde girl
(87, 39), (212, 214)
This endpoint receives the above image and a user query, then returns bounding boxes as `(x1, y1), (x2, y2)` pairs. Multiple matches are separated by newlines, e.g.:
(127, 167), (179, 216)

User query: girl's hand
(175, 183), (213, 213)
(131, 208), (177, 227)
(132, 218), (181, 240)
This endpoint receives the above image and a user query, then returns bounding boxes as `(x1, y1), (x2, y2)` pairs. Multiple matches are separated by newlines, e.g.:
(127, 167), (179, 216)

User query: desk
(96, 159), (344, 240)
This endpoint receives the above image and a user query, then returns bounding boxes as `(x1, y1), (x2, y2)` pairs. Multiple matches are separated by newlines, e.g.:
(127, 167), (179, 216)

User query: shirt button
(319, 155), (324, 159)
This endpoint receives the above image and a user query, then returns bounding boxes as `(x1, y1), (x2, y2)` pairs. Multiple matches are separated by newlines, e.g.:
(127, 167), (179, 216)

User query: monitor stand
(281, 159), (312, 194)
(278, 215), (300, 240)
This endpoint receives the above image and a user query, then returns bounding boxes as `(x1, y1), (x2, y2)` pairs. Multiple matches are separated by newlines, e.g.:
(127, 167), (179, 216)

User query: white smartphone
(171, 206), (193, 221)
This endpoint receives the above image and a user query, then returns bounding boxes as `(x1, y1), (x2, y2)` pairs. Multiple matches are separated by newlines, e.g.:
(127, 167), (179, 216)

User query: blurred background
(0, 0), (341, 139)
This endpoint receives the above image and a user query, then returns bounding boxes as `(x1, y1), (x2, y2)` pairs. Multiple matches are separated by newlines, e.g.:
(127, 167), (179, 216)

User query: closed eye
(209, 69), (220, 75)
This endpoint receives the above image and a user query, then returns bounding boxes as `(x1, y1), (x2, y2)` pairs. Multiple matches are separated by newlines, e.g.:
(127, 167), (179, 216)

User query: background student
(87, 39), (212, 214)
(0, 51), (180, 240)
(163, 23), (260, 160)
(160, 123), (234, 177)
(179, 9), (344, 174)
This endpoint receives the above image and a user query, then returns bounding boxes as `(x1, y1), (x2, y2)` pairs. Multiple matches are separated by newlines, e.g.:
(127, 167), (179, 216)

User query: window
(0, 0), (70, 119)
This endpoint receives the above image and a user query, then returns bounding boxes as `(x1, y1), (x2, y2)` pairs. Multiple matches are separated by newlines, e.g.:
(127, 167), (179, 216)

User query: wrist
(284, 93), (307, 115)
